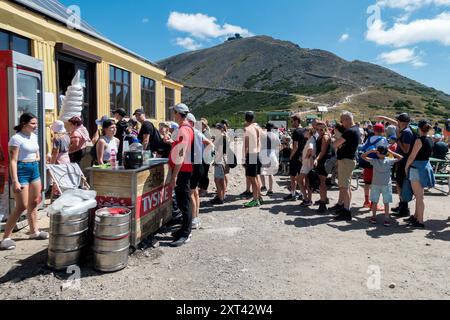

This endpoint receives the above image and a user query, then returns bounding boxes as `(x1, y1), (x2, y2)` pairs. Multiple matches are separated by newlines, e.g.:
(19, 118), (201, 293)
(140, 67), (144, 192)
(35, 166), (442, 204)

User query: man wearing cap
(168, 103), (194, 247)
(113, 108), (128, 164)
(377, 113), (415, 217)
(361, 123), (388, 210)
(134, 108), (160, 153)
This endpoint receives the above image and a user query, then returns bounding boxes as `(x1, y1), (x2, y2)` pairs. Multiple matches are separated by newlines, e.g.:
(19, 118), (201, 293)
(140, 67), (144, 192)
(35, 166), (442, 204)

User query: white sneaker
(192, 218), (202, 230)
(1, 238), (16, 250)
(29, 231), (49, 240)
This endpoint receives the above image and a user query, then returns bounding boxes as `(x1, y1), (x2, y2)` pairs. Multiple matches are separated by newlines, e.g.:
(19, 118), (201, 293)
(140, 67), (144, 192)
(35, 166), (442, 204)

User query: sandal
(29, 231), (49, 240)
(1, 238), (16, 250)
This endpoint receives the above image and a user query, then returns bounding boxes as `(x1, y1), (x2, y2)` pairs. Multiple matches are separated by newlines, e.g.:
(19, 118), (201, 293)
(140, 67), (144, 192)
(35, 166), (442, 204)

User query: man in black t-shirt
(134, 108), (160, 152)
(113, 108), (128, 164)
(284, 114), (306, 201)
(332, 111), (361, 221)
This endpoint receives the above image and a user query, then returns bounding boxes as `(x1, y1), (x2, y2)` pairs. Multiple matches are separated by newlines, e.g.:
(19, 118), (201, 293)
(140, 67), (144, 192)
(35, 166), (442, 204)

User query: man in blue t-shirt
(376, 113), (415, 217)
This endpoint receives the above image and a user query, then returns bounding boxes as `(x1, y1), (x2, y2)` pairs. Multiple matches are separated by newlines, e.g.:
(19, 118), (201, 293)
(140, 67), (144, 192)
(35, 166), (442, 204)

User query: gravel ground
(1, 160), (450, 300)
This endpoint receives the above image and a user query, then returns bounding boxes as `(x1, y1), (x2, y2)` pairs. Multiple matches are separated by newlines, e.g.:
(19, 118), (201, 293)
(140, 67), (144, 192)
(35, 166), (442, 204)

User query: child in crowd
(362, 146), (403, 227)
(280, 137), (292, 175)
(299, 128), (316, 206)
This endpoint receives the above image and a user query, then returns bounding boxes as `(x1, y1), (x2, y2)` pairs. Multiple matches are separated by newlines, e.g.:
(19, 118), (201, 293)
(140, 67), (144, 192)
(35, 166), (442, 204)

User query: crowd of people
(1, 104), (449, 250)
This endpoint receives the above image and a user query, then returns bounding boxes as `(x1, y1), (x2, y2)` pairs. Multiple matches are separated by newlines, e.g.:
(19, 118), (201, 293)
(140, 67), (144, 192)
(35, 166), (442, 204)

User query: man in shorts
(333, 111), (361, 221)
(284, 114), (306, 201)
(243, 111), (263, 208)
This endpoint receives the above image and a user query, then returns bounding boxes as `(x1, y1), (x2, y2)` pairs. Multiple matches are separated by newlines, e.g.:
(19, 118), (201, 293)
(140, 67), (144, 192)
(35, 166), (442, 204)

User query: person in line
(49, 120), (71, 165)
(332, 111), (361, 221)
(1, 113), (49, 250)
(444, 119), (450, 143)
(96, 119), (120, 166)
(404, 120), (436, 229)
(433, 122), (442, 135)
(49, 120), (71, 197)
(112, 108), (129, 164)
(186, 113), (213, 230)
(432, 134), (449, 160)
(155, 122), (172, 158)
(168, 103), (194, 247)
(280, 137), (292, 176)
(199, 118), (212, 197)
(362, 146), (403, 227)
(260, 123), (281, 196)
(134, 108), (160, 153)
(377, 114), (415, 218)
(67, 116), (91, 164)
(242, 112), (263, 208)
(314, 121), (332, 213)
(361, 123), (388, 210)
(211, 123), (228, 205)
(284, 114), (306, 201)
(298, 128), (316, 207)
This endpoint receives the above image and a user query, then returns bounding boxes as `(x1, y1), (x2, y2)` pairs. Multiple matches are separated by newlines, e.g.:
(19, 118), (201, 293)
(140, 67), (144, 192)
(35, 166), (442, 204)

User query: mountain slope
(159, 36), (450, 123)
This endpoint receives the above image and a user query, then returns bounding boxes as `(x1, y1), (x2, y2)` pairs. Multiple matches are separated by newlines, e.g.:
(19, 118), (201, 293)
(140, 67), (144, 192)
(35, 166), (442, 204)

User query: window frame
(141, 76), (156, 119)
(109, 65), (131, 115)
(0, 29), (31, 55)
(165, 87), (175, 121)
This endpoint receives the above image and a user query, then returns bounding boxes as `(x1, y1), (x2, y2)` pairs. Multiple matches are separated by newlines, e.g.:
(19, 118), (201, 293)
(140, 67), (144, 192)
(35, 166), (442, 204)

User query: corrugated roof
(10, 0), (163, 70)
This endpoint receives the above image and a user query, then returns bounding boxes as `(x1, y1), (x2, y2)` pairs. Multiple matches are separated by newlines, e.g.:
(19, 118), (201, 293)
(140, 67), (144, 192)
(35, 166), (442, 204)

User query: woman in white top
(299, 128), (317, 207)
(1, 113), (49, 251)
(96, 119), (120, 165)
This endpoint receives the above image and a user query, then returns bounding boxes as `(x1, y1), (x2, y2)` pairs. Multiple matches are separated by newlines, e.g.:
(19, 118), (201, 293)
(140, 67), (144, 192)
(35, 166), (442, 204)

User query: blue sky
(60, 0), (450, 94)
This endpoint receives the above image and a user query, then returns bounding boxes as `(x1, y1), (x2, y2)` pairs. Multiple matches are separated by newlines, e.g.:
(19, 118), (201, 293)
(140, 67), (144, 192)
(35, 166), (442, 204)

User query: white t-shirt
(8, 132), (40, 161)
(193, 128), (207, 165)
(302, 137), (317, 168)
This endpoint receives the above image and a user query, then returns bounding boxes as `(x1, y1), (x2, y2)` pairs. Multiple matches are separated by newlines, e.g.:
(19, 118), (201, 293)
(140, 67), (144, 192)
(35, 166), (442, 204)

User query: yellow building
(0, 0), (183, 137)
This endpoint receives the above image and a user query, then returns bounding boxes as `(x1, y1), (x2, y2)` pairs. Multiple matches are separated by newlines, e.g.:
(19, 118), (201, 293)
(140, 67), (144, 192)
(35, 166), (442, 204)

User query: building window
(0, 29), (31, 55)
(165, 88), (175, 121)
(141, 76), (156, 119)
(109, 65), (131, 115)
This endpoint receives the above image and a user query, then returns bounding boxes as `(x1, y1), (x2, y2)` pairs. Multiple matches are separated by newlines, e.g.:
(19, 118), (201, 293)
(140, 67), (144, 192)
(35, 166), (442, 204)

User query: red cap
(373, 123), (385, 132)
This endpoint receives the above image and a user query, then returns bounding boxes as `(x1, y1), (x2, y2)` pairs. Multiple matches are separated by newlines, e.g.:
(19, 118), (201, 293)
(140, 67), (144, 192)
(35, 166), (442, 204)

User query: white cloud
(339, 33), (350, 42)
(367, 12), (450, 47)
(377, 48), (426, 67)
(142, 18), (149, 24)
(377, 0), (450, 12)
(175, 37), (202, 51)
(167, 12), (253, 39)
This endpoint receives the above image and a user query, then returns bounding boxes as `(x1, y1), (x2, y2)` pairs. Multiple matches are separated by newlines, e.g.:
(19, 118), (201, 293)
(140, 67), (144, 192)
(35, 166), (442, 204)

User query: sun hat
(50, 120), (66, 134)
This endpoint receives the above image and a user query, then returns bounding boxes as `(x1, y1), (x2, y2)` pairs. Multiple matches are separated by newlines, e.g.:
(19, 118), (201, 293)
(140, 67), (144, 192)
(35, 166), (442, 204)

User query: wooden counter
(87, 159), (173, 248)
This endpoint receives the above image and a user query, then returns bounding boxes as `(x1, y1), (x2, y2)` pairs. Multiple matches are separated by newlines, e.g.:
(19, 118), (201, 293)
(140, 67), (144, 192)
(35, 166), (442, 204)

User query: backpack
(357, 136), (385, 169)
(307, 169), (320, 191)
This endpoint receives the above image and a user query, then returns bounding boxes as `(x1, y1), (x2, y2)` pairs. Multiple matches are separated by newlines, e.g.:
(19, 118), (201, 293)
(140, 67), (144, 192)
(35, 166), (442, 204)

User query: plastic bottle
(110, 149), (118, 169)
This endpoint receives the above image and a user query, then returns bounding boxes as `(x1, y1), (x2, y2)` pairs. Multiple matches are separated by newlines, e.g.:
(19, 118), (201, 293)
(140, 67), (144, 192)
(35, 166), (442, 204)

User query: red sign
(136, 184), (173, 218)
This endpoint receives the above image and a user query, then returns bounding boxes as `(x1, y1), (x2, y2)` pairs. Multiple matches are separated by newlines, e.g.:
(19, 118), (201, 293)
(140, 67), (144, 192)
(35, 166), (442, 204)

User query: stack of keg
(47, 210), (89, 271)
(93, 207), (131, 272)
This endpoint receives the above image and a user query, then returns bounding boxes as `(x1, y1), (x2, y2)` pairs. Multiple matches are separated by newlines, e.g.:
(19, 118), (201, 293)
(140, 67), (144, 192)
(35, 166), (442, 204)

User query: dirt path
(1, 165), (450, 300)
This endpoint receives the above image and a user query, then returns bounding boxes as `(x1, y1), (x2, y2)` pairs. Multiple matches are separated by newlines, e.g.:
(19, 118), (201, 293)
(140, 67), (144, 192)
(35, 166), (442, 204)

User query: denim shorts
(17, 161), (41, 186)
(409, 168), (421, 182)
(371, 185), (393, 204)
(214, 164), (225, 179)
